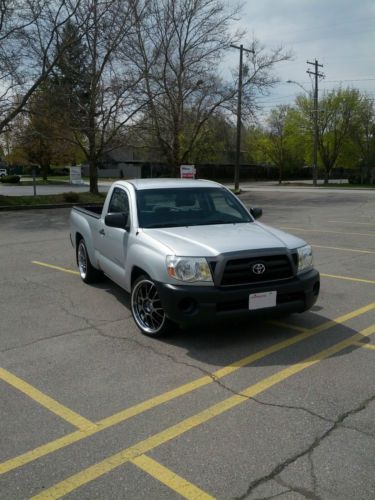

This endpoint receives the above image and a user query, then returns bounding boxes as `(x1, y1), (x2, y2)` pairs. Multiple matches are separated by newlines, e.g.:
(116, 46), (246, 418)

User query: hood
(143, 222), (306, 257)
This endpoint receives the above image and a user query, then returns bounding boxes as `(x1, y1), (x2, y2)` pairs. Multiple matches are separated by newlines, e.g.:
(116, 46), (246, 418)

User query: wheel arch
(131, 266), (148, 287)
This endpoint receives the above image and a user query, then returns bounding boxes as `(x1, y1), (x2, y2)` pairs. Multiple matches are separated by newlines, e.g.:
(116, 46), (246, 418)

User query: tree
(262, 105), (291, 184)
(295, 88), (363, 183)
(0, 0), (81, 135)
(350, 96), (375, 183)
(13, 82), (82, 178)
(51, 1), (147, 193)
(129, 0), (290, 175)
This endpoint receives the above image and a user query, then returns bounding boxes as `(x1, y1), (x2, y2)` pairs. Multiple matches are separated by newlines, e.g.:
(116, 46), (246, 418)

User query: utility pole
(307, 59), (323, 187)
(231, 44), (254, 192)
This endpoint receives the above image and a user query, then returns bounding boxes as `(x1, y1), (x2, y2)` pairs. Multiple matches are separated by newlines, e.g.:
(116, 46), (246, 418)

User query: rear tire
(77, 238), (101, 283)
(131, 275), (173, 337)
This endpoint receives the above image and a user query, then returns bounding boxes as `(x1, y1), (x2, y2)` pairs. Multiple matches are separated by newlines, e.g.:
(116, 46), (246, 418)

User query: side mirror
(105, 212), (130, 230)
(250, 207), (263, 220)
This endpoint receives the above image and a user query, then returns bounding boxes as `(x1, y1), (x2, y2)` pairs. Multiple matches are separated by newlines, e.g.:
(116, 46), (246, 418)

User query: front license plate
(249, 291), (277, 310)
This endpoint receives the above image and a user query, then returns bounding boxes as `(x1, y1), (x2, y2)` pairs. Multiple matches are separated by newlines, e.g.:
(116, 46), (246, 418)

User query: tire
(131, 275), (173, 337)
(77, 238), (101, 284)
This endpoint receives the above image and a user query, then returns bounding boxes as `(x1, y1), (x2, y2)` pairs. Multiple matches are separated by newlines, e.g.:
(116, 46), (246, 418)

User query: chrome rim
(131, 279), (166, 334)
(78, 241), (87, 279)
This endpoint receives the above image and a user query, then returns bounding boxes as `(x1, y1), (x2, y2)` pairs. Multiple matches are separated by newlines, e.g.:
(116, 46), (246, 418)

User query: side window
(108, 188), (129, 215)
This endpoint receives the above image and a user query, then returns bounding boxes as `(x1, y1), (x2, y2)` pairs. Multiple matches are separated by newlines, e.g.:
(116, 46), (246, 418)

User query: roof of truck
(115, 178), (222, 190)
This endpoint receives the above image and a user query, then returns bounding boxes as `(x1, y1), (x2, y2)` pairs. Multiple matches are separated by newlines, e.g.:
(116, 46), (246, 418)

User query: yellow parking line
(321, 273), (375, 285)
(312, 244), (375, 255)
(327, 220), (375, 227)
(31, 324), (375, 499)
(131, 455), (214, 499)
(32, 261), (79, 276)
(268, 320), (307, 332)
(352, 341), (375, 351)
(280, 226), (374, 237)
(0, 368), (96, 432)
(1, 302), (374, 475)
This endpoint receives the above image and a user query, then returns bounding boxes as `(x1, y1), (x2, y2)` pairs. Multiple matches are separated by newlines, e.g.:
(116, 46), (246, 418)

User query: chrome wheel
(131, 277), (167, 336)
(78, 240), (88, 280)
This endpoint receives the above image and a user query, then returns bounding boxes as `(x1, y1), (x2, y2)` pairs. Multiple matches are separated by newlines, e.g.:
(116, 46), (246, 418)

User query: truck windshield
(136, 187), (252, 228)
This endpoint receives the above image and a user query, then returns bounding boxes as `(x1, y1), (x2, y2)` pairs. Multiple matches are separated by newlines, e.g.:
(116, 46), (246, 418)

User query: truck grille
(220, 254), (293, 286)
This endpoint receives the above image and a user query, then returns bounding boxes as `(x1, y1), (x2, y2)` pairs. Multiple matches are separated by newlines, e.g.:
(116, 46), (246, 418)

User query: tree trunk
(41, 159), (49, 181)
(324, 168), (330, 185)
(89, 156), (98, 194)
(88, 134), (98, 194)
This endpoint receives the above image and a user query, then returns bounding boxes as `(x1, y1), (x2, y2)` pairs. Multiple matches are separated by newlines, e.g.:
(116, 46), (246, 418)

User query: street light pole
(231, 44), (254, 193)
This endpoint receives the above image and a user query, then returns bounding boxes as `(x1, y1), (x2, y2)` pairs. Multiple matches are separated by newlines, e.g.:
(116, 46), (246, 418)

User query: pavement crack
(0, 326), (94, 353)
(0, 318), (129, 354)
(248, 397), (333, 424)
(274, 477), (321, 499)
(235, 394), (375, 499)
(251, 489), (293, 500)
(340, 423), (375, 440)
(94, 330), (241, 394)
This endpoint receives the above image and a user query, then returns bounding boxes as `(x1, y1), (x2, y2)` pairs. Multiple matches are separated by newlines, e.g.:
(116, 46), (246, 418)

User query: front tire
(77, 238), (100, 283)
(131, 275), (173, 337)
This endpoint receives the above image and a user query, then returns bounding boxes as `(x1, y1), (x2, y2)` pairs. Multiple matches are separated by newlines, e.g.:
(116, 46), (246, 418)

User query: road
(1, 179), (374, 197)
(0, 188), (374, 499)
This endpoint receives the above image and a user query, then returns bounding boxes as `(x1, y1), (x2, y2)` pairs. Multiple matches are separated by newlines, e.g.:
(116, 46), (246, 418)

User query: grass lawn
(0, 191), (105, 207)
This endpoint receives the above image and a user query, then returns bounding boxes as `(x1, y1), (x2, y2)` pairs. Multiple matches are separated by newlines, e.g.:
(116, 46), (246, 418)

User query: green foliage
(63, 191), (80, 203)
(0, 175), (20, 184)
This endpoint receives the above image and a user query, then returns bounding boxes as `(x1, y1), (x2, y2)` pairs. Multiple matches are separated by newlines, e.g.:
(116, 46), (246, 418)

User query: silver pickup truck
(70, 179), (320, 336)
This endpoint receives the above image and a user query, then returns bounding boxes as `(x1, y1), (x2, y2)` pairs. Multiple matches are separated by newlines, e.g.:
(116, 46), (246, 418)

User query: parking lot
(0, 187), (374, 499)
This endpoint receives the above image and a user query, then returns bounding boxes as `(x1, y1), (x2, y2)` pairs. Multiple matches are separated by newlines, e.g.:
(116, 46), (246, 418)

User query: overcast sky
(231, 0), (375, 119)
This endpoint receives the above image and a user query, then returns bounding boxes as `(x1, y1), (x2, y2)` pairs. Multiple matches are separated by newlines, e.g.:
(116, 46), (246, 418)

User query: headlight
(297, 245), (313, 273)
(166, 256), (213, 282)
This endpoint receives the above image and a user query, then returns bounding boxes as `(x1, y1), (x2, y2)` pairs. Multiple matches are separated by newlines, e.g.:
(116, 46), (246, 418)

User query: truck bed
(72, 205), (103, 219)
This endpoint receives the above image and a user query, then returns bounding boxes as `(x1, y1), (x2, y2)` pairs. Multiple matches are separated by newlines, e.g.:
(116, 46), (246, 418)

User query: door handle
(99, 228), (105, 235)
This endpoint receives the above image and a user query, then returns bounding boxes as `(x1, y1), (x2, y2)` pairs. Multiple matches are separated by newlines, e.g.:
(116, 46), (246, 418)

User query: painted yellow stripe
(268, 320), (307, 333)
(32, 261), (79, 275)
(0, 368), (96, 432)
(131, 455), (214, 499)
(312, 244), (375, 255)
(31, 324), (375, 499)
(1, 302), (374, 475)
(352, 341), (375, 351)
(327, 220), (375, 227)
(280, 226), (374, 237)
(321, 273), (375, 285)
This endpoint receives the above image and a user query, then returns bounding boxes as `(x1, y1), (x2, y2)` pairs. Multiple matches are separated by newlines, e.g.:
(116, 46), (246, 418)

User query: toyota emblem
(252, 263), (266, 275)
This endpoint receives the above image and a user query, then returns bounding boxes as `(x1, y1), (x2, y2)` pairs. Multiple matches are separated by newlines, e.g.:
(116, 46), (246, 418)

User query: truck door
(96, 187), (130, 286)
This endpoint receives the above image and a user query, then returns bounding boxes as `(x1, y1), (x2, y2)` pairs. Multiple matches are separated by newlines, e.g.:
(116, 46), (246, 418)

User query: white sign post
(70, 166), (83, 185)
(180, 164), (196, 179)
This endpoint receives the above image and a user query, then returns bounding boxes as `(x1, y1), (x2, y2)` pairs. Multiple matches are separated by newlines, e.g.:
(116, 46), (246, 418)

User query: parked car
(0, 168), (8, 177)
(70, 179), (320, 336)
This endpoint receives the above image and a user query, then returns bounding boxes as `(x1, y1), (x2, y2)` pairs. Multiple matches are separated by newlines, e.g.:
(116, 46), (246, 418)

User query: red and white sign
(180, 164), (196, 179)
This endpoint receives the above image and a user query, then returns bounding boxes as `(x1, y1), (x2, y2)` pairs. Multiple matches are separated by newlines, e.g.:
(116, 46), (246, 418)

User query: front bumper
(156, 269), (320, 326)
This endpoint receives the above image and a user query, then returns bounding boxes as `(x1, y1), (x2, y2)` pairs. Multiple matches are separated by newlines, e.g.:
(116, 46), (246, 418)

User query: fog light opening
(178, 298), (197, 315)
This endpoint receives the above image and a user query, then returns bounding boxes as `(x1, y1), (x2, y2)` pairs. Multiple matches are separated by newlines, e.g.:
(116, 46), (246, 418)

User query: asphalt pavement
(0, 187), (374, 499)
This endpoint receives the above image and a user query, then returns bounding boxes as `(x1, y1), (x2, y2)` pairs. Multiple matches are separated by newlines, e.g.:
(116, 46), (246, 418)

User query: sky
(232, 0), (375, 120)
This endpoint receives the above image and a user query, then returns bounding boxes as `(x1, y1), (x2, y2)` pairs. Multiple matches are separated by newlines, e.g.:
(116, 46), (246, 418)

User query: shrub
(63, 191), (80, 203)
(0, 175), (21, 184)
(53, 168), (70, 176)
